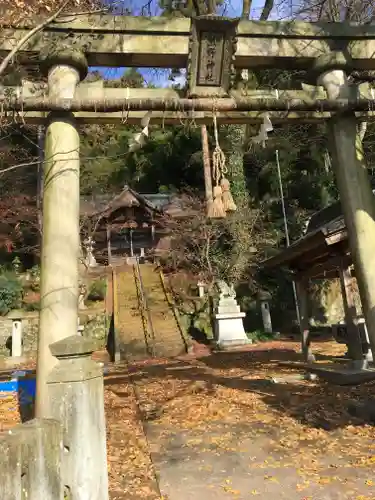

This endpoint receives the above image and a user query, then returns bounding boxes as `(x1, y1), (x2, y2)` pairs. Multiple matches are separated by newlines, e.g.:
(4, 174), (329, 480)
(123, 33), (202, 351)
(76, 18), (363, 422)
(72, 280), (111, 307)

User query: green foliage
(163, 196), (274, 288)
(29, 265), (41, 292)
(12, 256), (21, 273)
(246, 329), (280, 343)
(0, 271), (23, 315)
(87, 278), (107, 302)
(4, 53), (375, 329)
(23, 300), (40, 312)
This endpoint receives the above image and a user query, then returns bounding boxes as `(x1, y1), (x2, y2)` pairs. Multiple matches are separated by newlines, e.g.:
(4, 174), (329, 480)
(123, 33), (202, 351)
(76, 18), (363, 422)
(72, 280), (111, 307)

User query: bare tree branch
(241, 0), (253, 19)
(0, 0), (71, 78)
(260, 0), (275, 20)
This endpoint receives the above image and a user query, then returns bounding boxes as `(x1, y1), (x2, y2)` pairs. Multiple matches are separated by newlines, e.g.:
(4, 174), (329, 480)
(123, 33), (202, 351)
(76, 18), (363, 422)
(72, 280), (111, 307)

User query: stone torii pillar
(35, 49), (88, 418)
(314, 52), (375, 362)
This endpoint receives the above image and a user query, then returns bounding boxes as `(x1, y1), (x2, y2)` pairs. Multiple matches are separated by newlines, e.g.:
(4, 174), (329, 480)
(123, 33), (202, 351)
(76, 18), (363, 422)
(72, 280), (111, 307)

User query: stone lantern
(83, 236), (97, 268)
(257, 290), (273, 333)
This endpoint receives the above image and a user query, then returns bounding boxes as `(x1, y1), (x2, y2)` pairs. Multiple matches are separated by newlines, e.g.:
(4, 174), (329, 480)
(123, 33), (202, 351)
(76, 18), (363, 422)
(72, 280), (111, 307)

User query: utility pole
(275, 149), (301, 325)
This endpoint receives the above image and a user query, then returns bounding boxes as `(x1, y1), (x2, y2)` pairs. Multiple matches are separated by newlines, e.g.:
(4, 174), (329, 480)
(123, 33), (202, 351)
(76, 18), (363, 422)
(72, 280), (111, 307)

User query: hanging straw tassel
(209, 116), (226, 218)
(220, 177), (237, 212)
(206, 198), (215, 218)
(210, 184), (226, 218)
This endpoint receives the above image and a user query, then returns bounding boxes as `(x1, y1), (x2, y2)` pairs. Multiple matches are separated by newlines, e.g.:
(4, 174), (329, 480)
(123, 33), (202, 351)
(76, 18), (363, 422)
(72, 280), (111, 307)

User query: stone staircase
(115, 266), (149, 360)
(115, 264), (187, 361)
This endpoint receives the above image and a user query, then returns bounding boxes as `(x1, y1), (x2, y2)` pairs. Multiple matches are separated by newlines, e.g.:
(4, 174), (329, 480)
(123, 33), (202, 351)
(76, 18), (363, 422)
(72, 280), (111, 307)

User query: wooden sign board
(187, 16), (239, 98)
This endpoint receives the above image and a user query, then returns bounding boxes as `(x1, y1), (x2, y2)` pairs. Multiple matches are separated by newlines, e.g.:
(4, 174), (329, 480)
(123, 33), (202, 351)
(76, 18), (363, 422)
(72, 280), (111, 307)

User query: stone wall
(0, 310), (108, 356)
(0, 314), (39, 355)
(310, 278), (363, 326)
(79, 311), (108, 347)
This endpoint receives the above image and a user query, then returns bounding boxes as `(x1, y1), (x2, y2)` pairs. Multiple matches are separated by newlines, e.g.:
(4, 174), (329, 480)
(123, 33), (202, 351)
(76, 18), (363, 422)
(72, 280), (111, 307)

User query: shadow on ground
(105, 346), (375, 432)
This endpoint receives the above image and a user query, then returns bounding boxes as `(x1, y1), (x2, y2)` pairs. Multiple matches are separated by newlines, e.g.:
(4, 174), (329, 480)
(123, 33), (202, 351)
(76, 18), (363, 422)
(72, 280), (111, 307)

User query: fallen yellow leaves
(102, 340), (375, 498)
(221, 484), (241, 495)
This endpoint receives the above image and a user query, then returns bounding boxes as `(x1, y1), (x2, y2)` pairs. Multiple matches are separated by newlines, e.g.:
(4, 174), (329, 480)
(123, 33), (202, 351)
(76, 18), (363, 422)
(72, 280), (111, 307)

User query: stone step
(114, 264), (187, 361)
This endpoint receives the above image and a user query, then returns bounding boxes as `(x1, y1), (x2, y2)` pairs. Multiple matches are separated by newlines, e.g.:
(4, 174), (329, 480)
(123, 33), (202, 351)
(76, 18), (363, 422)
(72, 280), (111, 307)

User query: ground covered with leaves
(1, 341), (375, 498)
(105, 339), (375, 499)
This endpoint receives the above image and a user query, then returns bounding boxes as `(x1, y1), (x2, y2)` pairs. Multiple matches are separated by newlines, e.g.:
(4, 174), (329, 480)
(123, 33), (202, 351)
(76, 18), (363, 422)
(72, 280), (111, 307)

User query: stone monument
(214, 281), (250, 348)
(84, 236), (97, 268)
(8, 310), (23, 358)
(258, 290), (273, 333)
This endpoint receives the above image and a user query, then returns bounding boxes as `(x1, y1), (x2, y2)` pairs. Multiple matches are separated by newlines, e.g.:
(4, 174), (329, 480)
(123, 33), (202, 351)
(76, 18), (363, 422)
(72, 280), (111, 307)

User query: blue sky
(93, 0), (278, 86)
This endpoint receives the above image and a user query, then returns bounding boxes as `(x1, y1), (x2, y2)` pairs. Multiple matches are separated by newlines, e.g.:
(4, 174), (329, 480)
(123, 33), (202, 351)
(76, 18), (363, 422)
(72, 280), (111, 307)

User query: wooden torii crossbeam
(1, 82), (375, 124)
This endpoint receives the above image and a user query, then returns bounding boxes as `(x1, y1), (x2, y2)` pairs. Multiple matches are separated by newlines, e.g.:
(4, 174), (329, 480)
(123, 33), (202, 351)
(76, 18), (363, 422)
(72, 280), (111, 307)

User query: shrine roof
(80, 187), (188, 219)
(261, 200), (348, 275)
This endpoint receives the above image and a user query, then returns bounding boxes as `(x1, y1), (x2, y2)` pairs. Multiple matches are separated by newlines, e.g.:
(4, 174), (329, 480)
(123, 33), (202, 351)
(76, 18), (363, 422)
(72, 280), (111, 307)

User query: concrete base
(306, 362), (375, 386)
(214, 313), (251, 349)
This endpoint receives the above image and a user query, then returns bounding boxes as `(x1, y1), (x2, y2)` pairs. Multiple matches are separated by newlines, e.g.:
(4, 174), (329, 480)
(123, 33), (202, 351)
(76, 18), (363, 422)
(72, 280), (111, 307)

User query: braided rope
(212, 114), (227, 185)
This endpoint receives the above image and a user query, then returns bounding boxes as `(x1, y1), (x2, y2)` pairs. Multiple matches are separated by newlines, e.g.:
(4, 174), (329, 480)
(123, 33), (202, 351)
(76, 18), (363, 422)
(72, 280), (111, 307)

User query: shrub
(87, 278), (107, 302)
(24, 301), (40, 312)
(29, 265), (41, 292)
(0, 272), (23, 315)
(246, 329), (279, 343)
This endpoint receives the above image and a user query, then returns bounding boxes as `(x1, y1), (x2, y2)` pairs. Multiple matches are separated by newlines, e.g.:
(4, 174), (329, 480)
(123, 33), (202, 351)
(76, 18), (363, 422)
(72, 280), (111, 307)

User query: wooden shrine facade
(80, 186), (186, 264)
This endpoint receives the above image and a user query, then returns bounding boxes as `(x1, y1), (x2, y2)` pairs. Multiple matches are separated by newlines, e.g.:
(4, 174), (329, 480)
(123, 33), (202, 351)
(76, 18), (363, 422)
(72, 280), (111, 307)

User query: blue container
(0, 370), (36, 407)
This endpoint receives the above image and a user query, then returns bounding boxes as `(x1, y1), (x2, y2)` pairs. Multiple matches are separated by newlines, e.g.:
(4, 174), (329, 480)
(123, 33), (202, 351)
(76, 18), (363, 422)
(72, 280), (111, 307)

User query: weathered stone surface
(2, 16), (375, 70)
(36, 58), (85, 417)
(20, 419), (63, 500)
(3, 84), (356, 124)
(81, 313), (107, 345)
(0, 419), (63, 500)
(347, 399), (375, 423)
(0, 431), (22, 500)
(0, 315), (39, 356)
(0, 311), (107, 356)
(47, 349), (109, 499)
(214, 296), (250, 348)
(50, 335), (98, 358)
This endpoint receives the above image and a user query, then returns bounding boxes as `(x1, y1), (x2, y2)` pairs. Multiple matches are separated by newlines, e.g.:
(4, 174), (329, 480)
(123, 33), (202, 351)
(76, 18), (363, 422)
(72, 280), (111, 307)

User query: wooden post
(130, 228), (134, 257)
(317, 54), (375, 359)
(110, 268), (121, 362)
(201, 125), (213, 215)
(296, 279), (315, 362)
(36, 50), (88, 418)
(338, 265), (363, 361)
(106, 224), (112, 266)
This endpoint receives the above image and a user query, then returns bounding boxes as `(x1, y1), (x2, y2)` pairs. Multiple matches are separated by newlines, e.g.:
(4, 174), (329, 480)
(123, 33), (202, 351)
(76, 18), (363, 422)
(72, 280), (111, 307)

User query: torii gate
(2, 14), (375, 415)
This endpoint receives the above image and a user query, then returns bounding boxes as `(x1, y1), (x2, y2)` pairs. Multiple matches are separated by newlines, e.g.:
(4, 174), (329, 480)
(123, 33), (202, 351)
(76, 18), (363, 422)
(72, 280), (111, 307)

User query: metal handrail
(134, 257), (156, 357)
(158, 266), (189, 352)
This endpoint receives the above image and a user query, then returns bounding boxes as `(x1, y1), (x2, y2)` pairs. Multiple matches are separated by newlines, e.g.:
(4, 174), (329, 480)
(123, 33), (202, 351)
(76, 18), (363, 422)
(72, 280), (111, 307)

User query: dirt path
(2, 340), (375, 499)
(105, 340), (375, 499)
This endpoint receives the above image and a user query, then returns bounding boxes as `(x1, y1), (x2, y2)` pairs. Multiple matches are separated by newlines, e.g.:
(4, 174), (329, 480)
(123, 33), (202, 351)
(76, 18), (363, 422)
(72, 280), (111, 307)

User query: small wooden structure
(262, 199), (367, 362)
(80, 186), (186, 265)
